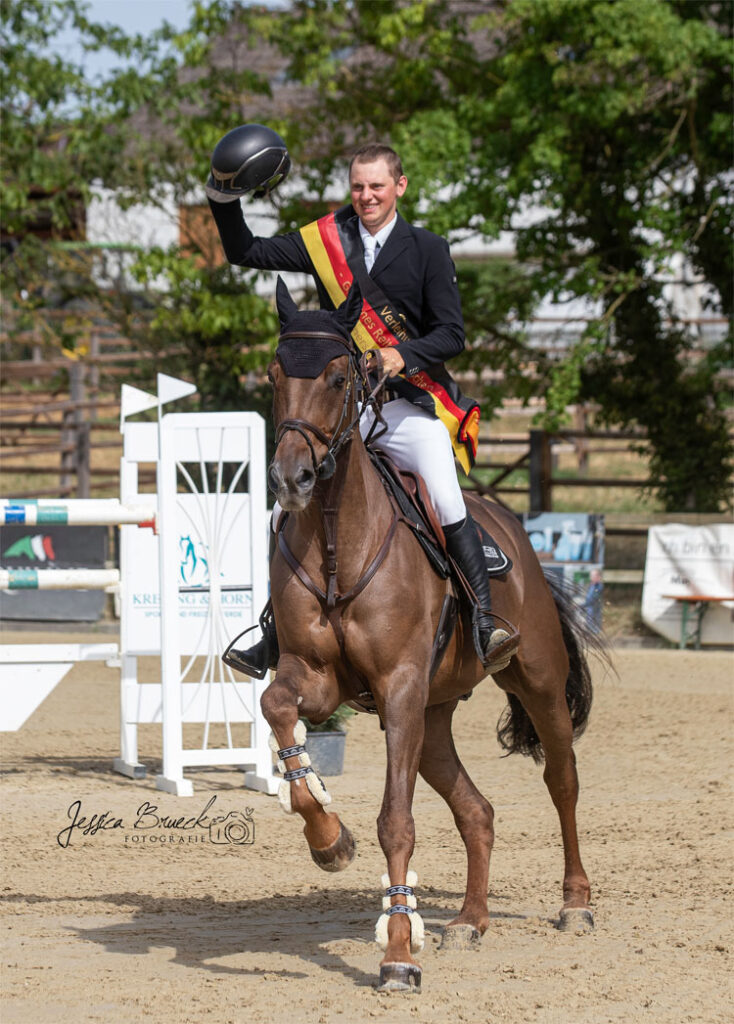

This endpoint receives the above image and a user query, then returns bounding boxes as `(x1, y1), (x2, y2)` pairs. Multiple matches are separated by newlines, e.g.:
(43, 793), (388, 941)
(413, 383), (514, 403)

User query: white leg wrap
(375, 913), (390, 951)
(270, 724), (331, 813)
(376, 869), (424, 953)
(277, 779), (293, 814)
(374, 910), (425, 954)
(410, 912), (425, 953)
(381, 870), (418, 889)
(305, 769), (332, 806)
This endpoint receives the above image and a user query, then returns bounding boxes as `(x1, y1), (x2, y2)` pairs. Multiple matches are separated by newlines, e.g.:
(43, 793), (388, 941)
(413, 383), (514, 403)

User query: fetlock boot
(444, 514), (519, 667)
(222, 529), (280, 679)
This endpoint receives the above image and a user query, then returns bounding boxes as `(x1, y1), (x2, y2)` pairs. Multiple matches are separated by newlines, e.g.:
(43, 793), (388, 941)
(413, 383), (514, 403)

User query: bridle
(273, 330), (389, 482)
(269, 330), (399, 712)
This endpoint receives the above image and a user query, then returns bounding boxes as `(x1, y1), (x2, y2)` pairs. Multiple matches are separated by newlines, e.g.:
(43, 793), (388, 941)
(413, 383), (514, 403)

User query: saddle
(367, 448), (513, 582)
(361, 447), (514, 704)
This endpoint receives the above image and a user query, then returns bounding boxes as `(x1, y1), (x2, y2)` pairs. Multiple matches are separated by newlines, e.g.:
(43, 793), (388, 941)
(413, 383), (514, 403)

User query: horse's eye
(267, 369), (275, 385)
(331, 374), (346, 389)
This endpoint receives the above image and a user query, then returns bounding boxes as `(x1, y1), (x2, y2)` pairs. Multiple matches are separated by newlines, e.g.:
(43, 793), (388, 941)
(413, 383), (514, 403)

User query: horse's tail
(497, 572), (610, 763)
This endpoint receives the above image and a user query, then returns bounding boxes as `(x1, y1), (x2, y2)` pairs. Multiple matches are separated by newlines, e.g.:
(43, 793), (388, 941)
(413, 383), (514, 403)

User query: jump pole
(0, 499), (156, 528)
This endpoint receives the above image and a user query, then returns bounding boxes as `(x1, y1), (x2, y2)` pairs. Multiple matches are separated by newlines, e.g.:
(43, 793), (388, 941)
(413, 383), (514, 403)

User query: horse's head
(268, 277), (363, 511)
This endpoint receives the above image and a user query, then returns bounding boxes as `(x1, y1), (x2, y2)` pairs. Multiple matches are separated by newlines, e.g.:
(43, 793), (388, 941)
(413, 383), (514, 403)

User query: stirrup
(472, 609), (520, 671)
(222, 624), (267, 679)
(222, 603), (277, 679)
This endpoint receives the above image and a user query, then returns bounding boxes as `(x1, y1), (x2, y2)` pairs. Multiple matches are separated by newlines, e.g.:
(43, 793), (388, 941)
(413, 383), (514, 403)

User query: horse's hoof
(558, 907), (595, 932)
(438, 924), (482, 950)
(376, 962), (422, 993)
(309, 821), (356, 873)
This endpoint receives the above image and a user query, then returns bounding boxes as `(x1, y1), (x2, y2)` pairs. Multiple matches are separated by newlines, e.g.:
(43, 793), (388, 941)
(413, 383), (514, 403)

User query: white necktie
(364, 237), (380, 272)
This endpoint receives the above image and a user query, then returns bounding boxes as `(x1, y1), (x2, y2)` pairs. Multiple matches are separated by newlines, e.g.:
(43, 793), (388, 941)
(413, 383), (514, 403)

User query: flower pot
(305, 729), (347, 776)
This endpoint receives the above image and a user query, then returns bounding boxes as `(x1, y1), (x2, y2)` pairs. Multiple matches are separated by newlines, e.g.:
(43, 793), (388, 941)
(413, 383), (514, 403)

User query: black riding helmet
(208, 123), (291, 198)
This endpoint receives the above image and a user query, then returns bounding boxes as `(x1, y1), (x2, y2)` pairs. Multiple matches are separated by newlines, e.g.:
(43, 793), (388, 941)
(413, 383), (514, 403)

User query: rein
(273, 339), (395, 668)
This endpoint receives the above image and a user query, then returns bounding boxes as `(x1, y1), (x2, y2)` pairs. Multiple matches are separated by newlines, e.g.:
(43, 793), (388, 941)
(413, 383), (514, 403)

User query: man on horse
(206, 124), (519, 676)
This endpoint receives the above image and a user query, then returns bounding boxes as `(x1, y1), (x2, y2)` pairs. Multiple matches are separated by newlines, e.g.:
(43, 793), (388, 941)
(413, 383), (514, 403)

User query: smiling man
(207, 131), (517, 677)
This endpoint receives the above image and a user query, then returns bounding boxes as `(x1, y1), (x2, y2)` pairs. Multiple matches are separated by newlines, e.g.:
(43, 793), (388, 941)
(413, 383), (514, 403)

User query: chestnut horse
(257, 280), (602, 993)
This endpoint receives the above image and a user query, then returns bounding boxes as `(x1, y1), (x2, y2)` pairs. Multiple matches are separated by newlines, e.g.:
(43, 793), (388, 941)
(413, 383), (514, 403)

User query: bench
(662, 594), (734, 650)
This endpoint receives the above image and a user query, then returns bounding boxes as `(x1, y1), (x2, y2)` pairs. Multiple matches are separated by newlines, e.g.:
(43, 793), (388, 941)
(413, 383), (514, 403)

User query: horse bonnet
(277, 310), (353, 379)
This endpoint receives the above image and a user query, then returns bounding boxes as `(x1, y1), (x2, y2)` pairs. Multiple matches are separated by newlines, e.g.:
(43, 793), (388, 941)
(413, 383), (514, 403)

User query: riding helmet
(208, 123), (291, 198)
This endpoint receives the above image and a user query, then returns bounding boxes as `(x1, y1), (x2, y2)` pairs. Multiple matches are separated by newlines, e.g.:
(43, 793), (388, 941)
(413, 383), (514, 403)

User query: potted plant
(300, 704), (355, 776)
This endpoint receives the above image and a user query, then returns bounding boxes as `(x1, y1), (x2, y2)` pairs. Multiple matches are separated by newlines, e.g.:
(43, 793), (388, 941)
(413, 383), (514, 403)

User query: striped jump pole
(0, 499), (156, 529)
(0, 568), (120, 591)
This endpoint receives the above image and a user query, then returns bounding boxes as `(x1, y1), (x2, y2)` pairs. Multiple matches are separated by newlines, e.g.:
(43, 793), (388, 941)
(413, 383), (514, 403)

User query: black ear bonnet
(274, 276), (362, 379)
(276, 313), (352, 379)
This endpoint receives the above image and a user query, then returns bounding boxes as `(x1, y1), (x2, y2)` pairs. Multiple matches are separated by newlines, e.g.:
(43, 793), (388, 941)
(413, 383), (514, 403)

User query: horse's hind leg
(418, 700), (494, 950)
(507, 667), (593, 931)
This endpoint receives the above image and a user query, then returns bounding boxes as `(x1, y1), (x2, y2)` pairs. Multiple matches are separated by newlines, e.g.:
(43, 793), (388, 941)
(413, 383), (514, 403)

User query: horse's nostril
(296, 467), (315, 490)
(267, 465), (281, 494)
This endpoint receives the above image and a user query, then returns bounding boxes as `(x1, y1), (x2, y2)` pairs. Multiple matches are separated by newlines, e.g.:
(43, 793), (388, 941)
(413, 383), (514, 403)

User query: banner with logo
(642, 524), (734, 646)
(0, 525), (107, 621)
(121, 493), (256, 656)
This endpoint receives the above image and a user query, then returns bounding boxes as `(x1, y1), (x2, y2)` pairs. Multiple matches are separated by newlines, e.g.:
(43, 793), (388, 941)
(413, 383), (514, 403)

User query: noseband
(273, 330), (387, 480)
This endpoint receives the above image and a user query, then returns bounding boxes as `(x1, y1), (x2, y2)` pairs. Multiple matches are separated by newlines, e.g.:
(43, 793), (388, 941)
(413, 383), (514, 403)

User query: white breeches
(359, 398), (467, 526)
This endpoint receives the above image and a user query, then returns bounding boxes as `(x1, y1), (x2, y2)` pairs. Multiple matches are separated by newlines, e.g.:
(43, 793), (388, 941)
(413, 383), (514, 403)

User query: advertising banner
(121, 493), (256, 656)
(0, 525), (107, 621)
(642, 524), (734, 646)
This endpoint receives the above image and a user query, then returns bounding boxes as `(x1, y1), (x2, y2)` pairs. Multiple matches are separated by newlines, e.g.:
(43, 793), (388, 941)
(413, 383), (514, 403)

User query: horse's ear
(275, 276), (299, 329)
(333, 280), (363, 335)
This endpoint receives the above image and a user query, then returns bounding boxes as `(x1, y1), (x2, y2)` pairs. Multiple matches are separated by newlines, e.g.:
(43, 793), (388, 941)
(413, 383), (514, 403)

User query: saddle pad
(477, 522), (513, 577)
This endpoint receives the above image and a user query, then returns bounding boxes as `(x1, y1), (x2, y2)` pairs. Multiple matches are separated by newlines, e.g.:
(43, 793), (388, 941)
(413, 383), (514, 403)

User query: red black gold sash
(299, 208), (480, 473)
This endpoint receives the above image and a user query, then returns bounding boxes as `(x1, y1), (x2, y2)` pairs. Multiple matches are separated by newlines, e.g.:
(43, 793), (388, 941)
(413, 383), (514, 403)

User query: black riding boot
(444, 514), (518, 667)
(222, 531), (280, 679)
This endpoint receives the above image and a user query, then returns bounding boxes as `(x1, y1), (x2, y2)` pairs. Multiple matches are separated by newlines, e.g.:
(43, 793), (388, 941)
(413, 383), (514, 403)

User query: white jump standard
(1, 376), (275, 797)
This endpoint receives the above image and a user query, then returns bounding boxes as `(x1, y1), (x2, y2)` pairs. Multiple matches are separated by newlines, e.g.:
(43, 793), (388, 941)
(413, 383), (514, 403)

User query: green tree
(1, 0), (280, 410)
(270, 0), (733, 511)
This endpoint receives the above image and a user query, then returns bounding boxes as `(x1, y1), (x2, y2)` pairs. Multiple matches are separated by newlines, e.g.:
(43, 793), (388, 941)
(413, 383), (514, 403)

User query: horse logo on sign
(179, 535), (209, 587)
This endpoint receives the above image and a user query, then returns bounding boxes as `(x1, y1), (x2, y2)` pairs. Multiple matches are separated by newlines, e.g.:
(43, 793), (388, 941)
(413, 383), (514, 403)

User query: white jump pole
(0, 568), (120, 591)
(0, 499), (156, 528)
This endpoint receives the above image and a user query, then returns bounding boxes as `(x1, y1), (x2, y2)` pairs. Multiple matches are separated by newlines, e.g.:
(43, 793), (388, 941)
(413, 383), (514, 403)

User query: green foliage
(270, 0), (732, 511)
(1, 0), (278, 417)
(2, 0), (731, 512)
(129, 249), (279, 415)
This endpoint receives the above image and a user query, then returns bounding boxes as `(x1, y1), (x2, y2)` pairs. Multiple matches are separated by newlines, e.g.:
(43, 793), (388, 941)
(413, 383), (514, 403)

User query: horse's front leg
(374, 675), (428, 993)
(260, 654), (355, 872)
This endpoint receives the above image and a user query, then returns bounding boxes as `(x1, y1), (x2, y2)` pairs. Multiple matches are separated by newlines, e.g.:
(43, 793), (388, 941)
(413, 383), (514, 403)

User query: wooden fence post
(60, 363), (87, 496)
(574, 404), (590, 475)
(75, 422), (91, 498)
(529, 429), (552, 512)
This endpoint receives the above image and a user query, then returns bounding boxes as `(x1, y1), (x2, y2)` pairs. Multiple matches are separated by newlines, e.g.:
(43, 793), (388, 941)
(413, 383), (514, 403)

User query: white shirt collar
(358, 213), (398, 251)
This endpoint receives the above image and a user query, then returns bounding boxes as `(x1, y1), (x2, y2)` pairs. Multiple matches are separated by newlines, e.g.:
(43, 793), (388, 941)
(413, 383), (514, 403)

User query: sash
(299, 207), (480, 473)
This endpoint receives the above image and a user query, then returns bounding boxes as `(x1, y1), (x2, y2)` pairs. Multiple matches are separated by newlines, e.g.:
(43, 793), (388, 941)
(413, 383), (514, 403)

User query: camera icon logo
(209, 809), (254, 845)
